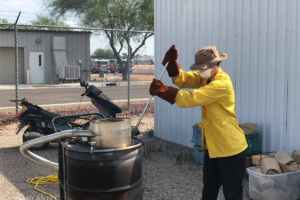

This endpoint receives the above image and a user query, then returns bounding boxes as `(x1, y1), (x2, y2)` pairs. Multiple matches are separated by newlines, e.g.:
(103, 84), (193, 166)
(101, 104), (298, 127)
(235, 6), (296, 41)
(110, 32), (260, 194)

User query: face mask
(199, 68), (212, 79)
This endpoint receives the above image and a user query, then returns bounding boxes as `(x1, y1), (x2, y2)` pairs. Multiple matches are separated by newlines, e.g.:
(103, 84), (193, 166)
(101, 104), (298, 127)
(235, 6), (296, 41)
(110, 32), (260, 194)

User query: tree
(0, 19), (14, 28)
(31, 15), (69, 30)
(47, 0), (154, 80)
(121, 52), (128, 59)
(0, 15), (67, 30)
(91, 48), (115, 59)
(0, 18), (33, 29)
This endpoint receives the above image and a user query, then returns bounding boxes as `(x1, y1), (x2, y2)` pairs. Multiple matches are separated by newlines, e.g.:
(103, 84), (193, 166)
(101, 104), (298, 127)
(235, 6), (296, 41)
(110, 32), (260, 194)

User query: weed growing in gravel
(144, 145), (152, 158)
(175, 152), (195, 164)
(189, 152), (194, 162)
(147, 129), (154, 137)
(176, 153), (183, 164)
(166, 147), (170, 156)
(143, 144), (163, 158)
(142, 143), (195, 165)
(157, 146), (162, 152)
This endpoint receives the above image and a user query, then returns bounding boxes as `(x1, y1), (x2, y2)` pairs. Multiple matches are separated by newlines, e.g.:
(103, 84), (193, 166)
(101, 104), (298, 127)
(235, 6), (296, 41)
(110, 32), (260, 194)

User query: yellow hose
(26, 175), (59, 200)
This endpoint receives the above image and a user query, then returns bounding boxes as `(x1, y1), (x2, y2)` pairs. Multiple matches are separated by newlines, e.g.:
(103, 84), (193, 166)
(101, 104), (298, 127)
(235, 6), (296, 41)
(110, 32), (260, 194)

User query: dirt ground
(90, 64), (154, 82)
(0, 113), (251, 200)
(134, 65), (154, 70)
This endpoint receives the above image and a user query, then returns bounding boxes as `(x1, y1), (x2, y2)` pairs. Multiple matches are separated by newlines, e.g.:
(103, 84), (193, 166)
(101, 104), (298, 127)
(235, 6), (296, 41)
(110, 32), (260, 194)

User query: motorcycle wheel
(22, 127), (50, 151)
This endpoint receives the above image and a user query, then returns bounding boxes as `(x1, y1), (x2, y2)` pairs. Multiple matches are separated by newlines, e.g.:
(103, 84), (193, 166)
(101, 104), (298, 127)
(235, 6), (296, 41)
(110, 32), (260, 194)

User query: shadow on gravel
(0, 144), (60, 199)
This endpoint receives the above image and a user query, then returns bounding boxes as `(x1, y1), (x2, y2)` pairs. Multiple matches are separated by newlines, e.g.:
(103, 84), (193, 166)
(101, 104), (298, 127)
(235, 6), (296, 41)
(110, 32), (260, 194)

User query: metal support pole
(127, 29), (131, 111)
(14, 11), (21, 114)
(58, 141), (65, 200)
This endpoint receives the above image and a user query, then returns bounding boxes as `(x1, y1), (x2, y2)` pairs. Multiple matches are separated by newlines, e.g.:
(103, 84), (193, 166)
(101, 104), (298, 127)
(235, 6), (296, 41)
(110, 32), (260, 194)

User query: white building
(154, 0), (300, 156)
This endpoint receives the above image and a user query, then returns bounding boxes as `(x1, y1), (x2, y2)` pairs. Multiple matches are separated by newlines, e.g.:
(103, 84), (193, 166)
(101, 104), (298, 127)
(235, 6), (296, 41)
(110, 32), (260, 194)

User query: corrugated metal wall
(154, 0), (300, 156)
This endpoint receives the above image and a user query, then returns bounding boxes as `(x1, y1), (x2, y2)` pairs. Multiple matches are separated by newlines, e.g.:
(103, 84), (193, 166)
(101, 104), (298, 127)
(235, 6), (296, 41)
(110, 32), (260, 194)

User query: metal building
(0, 29), (91, 84)
(154, 0), (300, 156)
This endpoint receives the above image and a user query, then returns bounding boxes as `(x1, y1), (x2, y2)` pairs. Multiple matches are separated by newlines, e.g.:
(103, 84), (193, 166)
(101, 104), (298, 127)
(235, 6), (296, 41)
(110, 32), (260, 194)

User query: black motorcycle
(13, 81), (138, 151)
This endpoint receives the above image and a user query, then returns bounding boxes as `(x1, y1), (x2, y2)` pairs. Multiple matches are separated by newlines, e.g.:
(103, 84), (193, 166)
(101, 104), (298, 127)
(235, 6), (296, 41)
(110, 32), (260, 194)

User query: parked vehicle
(136, 59), (150, 65)
(108, 59), (118, 73)
(13, 81), (140, 151)
(91, 59), (110, 74)
(149, 59), (154, 65)
(118, 60), (135, 73)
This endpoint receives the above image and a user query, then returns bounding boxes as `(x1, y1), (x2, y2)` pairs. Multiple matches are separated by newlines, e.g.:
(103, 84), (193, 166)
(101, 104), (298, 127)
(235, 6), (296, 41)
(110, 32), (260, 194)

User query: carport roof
(0, 28), (92, 34)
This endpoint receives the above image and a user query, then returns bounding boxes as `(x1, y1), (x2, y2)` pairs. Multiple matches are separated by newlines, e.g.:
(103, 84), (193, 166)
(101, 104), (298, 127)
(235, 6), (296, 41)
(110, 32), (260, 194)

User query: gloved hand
(162, 45), (178, 66)
(149, 79), (179, 105)
(162, 45), (180, 77)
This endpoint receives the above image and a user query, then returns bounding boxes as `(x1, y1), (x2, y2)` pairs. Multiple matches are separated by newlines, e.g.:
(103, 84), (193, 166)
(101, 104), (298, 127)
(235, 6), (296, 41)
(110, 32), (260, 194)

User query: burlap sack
(250, 167), (275, 190)
(194, 123), (201, 128)
(261, 157), (282, 175)
(273, 174), (288, 188)
(239, 123), (258, 135)
(275, 150), (299, 173)
(252, 154), (274, 166)
(292, 150), (300, 163)
(257, 177), (275, 191)
(249, 186), (267, 200)
(251, 167), (263, 174)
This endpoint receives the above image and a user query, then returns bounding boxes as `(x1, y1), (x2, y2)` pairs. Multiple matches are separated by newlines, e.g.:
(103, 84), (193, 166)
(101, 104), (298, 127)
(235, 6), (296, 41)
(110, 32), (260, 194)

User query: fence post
(127, 29), (131, 111)
(14, 12), (21, 114)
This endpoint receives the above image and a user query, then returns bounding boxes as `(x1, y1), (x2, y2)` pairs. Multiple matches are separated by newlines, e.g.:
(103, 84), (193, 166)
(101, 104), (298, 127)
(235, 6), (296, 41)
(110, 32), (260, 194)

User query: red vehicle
(108, 59), (118, 73)
(91, 59), (109, 74)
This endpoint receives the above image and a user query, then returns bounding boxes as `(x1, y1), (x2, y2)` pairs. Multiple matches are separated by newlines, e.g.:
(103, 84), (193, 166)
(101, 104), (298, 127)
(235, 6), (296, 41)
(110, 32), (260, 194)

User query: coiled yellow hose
(26, 175), (59, 200)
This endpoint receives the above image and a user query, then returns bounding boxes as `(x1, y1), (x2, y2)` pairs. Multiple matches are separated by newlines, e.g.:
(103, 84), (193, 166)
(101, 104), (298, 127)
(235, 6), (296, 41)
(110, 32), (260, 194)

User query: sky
(0, 0), (79, 25)
(0, 0), (154, 56)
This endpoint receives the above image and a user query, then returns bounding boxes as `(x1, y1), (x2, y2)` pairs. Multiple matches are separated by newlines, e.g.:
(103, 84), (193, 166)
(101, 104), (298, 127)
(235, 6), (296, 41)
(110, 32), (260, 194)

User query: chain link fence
(0, 23), (154, 118)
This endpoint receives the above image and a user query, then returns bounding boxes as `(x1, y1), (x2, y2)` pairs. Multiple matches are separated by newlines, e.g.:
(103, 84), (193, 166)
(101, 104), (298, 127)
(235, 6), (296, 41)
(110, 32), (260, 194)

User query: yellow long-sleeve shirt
(173, 68), (247, 158)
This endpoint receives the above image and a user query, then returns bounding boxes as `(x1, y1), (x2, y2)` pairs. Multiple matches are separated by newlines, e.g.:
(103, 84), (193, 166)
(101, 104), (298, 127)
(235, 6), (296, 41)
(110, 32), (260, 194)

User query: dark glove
(149, 79), (179, 105)
(162, 45), (178, 66)
(166, 61), (180, 77)
(162, 45), (180, 77)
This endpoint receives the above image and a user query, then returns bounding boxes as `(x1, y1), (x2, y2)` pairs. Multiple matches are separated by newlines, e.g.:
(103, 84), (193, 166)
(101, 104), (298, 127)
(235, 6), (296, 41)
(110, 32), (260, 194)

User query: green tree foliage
(91, 48), (115, 59)
(0, 19), (14, 28)
(47, 0), (154, 80)
(31, 15), (69, 30)
(121, 52), (128, 59)
(0, 15), (68, 30)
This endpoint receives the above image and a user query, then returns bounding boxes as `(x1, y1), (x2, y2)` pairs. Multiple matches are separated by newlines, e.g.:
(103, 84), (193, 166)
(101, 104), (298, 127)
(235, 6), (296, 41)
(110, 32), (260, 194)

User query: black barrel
(63, 142), (143, 200)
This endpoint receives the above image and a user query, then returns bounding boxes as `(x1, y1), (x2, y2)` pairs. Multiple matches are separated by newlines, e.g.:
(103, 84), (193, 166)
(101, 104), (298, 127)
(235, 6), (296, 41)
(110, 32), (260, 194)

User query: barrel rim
(64, 138), (142, 153)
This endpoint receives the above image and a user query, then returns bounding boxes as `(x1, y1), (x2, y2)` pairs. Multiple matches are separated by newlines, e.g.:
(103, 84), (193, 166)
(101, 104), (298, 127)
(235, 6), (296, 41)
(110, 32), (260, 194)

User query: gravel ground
(0, 114), (251, 200)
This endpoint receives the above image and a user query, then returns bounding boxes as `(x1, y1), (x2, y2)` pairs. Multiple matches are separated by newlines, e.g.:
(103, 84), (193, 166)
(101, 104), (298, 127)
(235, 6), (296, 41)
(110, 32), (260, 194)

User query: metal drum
(90, 118), (132, 149)
(64, 140), (143, 200)
(19, 113), (143, 200)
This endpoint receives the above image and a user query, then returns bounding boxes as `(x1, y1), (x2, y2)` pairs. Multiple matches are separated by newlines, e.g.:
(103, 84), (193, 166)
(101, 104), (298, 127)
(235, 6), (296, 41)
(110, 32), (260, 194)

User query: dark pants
(201, 149), (247, 200)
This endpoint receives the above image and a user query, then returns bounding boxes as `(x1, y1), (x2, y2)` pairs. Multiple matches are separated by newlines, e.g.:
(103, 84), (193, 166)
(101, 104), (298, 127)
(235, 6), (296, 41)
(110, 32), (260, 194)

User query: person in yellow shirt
(149, 45), (248, 200)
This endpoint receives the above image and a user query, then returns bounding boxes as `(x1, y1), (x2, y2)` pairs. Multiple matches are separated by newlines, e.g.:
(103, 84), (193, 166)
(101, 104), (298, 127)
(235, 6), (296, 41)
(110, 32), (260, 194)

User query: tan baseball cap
(190, 46), (227, 70)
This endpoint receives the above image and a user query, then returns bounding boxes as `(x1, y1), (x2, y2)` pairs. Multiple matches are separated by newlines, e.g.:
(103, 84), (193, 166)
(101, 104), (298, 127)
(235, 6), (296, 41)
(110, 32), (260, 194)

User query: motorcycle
(13, 81), (139, 151)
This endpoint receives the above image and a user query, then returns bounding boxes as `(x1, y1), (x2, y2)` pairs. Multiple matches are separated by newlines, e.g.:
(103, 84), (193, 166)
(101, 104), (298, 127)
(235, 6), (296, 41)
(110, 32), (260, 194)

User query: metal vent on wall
(64, 66), (80, 79)
(52, 36), (81, 80)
